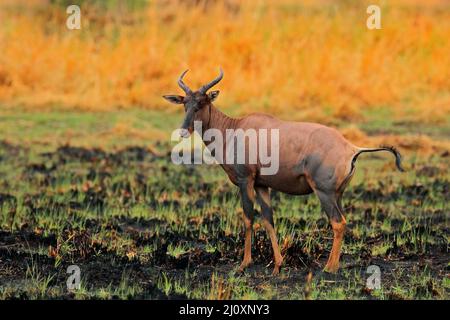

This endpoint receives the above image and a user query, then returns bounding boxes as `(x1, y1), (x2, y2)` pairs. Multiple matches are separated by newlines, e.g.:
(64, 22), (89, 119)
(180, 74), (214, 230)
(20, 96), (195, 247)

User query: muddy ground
(0, 141), (448, 299)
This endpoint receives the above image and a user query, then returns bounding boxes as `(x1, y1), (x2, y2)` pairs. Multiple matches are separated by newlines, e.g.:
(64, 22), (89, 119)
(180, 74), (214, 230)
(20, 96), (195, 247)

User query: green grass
(0, 109), (448, 300)
(0, 108), (180, 151)
(359, 106), (450, 138)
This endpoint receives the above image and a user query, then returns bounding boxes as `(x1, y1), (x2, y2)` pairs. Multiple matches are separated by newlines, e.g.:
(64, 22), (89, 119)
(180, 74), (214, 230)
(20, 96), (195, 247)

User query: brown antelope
(163, 69), (404, 275)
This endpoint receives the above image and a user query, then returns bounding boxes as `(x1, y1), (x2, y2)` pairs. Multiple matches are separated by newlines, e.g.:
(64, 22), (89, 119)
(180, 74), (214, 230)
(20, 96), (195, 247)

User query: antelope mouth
(179, 128), (191, 138)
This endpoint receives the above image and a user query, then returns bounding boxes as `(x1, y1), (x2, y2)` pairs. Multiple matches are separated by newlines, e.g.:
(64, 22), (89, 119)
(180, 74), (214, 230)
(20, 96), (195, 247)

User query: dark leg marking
(315, 190), (346, 273)
(238, 179), (256, 272)
(256, 186), (283, 276)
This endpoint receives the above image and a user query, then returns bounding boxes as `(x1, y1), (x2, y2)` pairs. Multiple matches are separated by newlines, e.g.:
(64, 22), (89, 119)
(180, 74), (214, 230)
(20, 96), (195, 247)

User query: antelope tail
(351, 145), (405, 172)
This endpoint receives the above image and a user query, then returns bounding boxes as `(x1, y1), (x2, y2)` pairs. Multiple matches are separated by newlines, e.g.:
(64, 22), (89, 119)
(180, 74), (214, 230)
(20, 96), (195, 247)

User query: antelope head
(163, 69), (223, 138)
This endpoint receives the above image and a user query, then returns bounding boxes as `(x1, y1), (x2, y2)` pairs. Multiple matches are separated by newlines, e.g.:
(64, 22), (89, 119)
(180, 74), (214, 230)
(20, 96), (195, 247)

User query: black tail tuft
(379, 145), (405, 172)
(352, 145), (405, 172)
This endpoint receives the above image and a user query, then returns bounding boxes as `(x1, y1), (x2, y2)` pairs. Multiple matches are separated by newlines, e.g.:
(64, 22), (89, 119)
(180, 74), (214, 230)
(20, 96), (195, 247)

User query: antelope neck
(203, 103), (238, 135)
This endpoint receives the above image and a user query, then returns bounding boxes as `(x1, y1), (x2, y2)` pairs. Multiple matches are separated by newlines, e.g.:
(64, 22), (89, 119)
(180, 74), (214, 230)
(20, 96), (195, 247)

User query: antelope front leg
(238, 181), (255, 273)
(256, 187), (283, 276)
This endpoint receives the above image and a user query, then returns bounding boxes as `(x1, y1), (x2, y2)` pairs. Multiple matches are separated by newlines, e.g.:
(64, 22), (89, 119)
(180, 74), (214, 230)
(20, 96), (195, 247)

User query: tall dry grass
(0, 0), (449, 123)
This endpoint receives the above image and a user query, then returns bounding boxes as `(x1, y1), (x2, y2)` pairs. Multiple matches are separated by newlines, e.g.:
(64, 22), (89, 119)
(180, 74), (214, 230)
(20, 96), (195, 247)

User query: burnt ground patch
(0, 141), (448, 299)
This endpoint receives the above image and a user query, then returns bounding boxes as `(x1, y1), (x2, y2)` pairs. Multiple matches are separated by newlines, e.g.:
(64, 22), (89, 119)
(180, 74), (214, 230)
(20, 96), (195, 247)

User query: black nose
(179, 128), (190, 138)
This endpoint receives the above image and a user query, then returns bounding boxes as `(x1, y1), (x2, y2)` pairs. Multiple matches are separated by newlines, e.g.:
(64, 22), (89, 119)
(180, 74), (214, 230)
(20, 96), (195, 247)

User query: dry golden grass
(0, 0), (449, 124)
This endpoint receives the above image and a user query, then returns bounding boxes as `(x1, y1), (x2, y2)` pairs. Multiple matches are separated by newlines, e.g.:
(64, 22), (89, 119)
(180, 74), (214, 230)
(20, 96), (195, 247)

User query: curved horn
(178, 69), (192, 94)
(198, 68), (224, 94)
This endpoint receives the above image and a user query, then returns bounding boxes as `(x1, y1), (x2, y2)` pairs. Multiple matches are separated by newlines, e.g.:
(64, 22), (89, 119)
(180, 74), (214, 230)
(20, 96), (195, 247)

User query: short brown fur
(163, 69), (404, 275)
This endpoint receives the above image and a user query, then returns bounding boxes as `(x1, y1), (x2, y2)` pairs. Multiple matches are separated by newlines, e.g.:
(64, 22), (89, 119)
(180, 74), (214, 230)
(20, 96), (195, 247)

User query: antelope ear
(163, 95), (184, 104)
(208, 90), (220, 102)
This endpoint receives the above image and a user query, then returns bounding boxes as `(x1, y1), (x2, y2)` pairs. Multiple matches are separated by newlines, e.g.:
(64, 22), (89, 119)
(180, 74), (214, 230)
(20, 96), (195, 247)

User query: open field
(0, 0), (449, 300)
(0, 110), (448, 299)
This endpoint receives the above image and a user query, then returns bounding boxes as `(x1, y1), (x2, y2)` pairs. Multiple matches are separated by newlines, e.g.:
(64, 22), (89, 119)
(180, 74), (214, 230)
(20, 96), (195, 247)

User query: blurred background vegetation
(0, 0), (449, 154)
